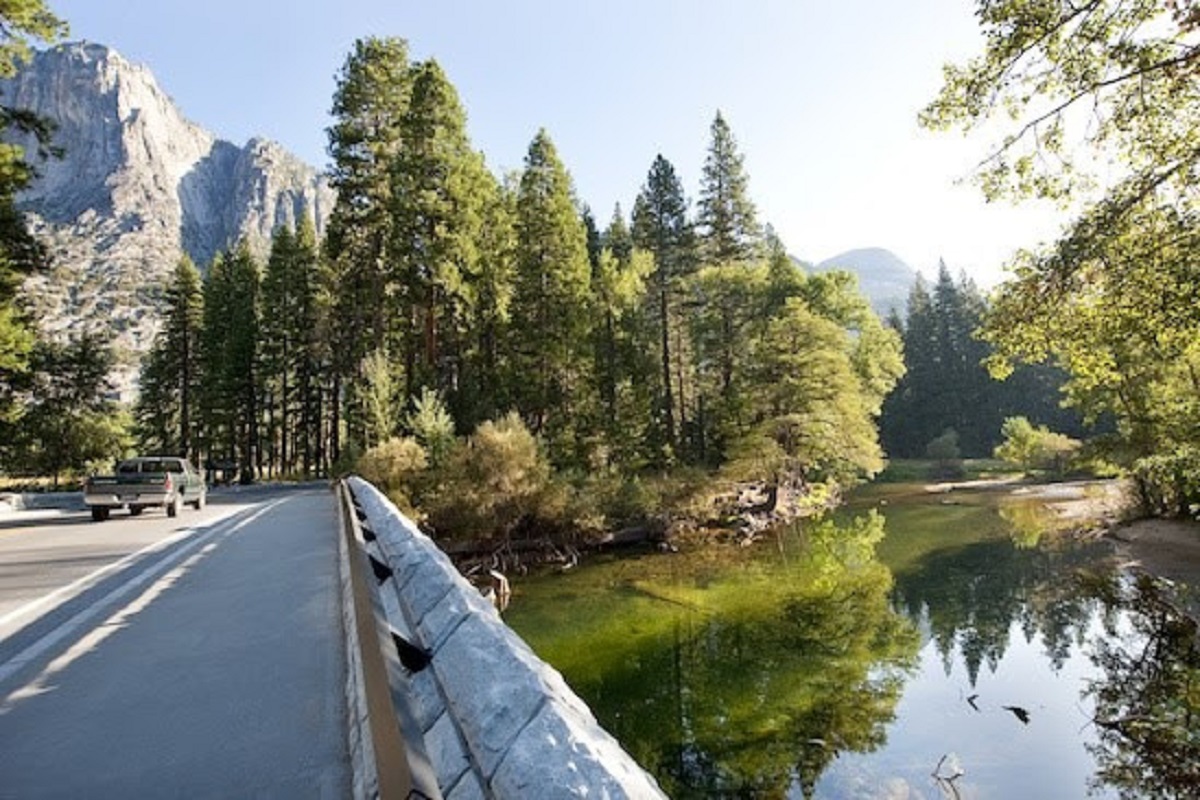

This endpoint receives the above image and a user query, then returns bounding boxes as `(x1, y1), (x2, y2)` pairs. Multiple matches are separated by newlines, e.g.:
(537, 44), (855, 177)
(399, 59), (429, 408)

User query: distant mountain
(1, 42), (334, 393)
(812, 247), (917, 318)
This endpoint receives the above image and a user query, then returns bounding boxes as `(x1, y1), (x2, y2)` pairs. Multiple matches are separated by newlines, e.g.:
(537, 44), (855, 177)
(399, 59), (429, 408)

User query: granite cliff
(1, 42), (334, 393)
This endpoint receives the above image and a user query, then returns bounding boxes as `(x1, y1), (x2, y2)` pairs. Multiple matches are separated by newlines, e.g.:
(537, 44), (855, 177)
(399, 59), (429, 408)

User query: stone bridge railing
(340, 476), (666, 800)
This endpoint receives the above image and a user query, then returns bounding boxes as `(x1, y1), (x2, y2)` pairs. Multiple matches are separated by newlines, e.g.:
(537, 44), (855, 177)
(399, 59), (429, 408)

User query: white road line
(0, 498), (290, 689)
(0, 509), (239, 630)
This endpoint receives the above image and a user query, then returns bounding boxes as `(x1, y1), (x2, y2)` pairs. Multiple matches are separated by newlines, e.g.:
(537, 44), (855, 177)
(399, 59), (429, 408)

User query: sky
(48, 0), (1066, 287)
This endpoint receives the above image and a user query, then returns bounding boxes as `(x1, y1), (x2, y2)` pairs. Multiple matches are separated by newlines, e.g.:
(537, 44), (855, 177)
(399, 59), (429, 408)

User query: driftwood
(444, 521), (666, 576)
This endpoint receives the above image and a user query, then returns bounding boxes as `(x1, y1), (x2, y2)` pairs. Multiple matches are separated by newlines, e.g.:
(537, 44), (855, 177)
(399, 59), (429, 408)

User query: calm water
(504, 482), (1200, 799)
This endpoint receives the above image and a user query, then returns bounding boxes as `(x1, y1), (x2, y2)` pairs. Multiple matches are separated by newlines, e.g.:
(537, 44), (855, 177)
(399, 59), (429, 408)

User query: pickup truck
(83, 457), (208, 521)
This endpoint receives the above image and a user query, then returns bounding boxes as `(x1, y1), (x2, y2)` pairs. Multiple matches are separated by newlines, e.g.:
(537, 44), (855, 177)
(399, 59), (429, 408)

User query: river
(504, 481), (1200, 799)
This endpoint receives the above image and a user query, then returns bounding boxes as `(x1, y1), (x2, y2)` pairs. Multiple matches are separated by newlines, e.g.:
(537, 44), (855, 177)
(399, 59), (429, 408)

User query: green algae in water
(506, 484), (1197, 798)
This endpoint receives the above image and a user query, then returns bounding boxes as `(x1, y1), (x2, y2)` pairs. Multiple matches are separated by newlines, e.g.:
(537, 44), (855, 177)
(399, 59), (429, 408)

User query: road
(0, 484), (351, 798)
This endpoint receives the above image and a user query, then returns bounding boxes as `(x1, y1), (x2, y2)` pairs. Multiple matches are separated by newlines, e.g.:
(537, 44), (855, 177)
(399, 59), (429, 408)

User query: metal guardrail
(336, 480), (442, 800)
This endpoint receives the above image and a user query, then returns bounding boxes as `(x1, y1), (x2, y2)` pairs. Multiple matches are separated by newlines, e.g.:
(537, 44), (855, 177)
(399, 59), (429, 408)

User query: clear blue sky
(49, 0), (1062, 286)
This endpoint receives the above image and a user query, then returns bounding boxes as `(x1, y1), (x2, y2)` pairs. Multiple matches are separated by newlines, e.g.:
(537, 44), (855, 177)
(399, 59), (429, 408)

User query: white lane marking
(0, 524), (207, 630)
(0, 498), (290, 691)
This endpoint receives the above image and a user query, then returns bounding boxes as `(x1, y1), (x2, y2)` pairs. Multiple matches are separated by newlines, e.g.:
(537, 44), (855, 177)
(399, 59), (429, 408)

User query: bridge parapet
(345, 477), (666, 800)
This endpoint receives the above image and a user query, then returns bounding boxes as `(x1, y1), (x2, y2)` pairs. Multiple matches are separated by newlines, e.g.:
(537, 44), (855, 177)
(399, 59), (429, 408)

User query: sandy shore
(1108, 517), (1200, 590)
(925, 476), (1200, 591)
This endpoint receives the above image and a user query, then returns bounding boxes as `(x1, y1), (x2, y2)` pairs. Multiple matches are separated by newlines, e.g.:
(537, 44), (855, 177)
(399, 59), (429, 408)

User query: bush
(424, 413), (552, 539)
(357, 436), (428, 513)
(994, 416), (1081, 476)
(1133, 446), (1200, 518)
(406, 387), (455, 467)
(925, 429), (964, 479)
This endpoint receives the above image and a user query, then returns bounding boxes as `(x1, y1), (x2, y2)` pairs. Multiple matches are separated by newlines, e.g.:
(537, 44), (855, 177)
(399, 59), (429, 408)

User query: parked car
(83, 457), (207, 521)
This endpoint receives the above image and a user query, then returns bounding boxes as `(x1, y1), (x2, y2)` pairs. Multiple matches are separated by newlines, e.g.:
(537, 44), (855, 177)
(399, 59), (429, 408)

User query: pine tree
(0, 1), (67, 450)
(509, 129), (593, 463)
(291, 216), (328, 476)
(459, 170), (516, 429)
(14, 334), (126, 487)
(392, 58), (490, 409)
(697, 111), (760, 265)
(325, 36), (413, 458)
(200, 243), (262, 482)
(261, 225), (298, 476)
(135, 256), (204, 458)
(879, 267), (1083, 459)
(632, 155), (694, 459)
(590, 212), (652, 463)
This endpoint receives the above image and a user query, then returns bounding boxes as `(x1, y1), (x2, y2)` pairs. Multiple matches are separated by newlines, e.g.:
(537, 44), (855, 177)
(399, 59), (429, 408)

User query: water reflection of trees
(1079, 572), (1200, 799)
(889, 535), (1107, 685)
(887, 515), (1200, 797)
(564, 512), (920, 798)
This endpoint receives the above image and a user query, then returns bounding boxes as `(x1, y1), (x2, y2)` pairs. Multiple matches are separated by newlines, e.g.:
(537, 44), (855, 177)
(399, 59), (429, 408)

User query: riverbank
(1109, 517), (1200, 592)
(921, 476), (1200, 598)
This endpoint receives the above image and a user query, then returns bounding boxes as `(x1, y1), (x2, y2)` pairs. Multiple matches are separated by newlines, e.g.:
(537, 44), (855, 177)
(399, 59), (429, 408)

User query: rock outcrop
(0, 42), (334, 395)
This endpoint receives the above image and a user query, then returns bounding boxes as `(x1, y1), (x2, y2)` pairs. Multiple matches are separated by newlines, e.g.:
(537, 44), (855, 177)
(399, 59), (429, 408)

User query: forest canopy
(127, 37), (905, 539)
(924, 0), (1200, 515)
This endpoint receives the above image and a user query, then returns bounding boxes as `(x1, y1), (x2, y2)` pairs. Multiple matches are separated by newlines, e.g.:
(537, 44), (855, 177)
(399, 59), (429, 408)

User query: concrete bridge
(0, 480), (665, 799)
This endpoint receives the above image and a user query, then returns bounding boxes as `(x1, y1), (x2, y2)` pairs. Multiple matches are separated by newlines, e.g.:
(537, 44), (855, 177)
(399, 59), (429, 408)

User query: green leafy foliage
(926, 0), (1200, 515)
(356, 435), (427, 514)
(105, 46), (909, 533)
(880, 264), (1087, 458)
(360, 347), (401, 449)
(8, 334), (129, 485)
(0, 1), (66, 439)
(391, 59), (493, 406)
(424, 412), (552, 539)
(405, 386), (455, 467)
(632, 155), (696, 460)
(135, 256), (203, 458)
(994, 416), (1082, 476)
(198, 243), (261, 482)
(509, 129), (593, 462)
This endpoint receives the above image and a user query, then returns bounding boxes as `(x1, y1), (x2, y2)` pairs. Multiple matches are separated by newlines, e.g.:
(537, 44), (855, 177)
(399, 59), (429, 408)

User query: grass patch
(878, 458), (1020, 483)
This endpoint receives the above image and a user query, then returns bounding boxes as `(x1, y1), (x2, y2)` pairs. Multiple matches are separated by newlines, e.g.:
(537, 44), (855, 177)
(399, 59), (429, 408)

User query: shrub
(406, 387), (455, 467)
(357, 436), (428, 513)
(424, 413), (552, 539)
(994, 416), (1081, 476)
(925, 428), (964, 479)
(1133, 446), (1200, 518)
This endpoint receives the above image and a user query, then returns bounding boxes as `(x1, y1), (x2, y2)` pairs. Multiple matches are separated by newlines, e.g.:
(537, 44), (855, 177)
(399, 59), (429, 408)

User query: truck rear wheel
(167, 495), (180, 518)
(192, 492), (206, 510)
(91, 507), (110, 522)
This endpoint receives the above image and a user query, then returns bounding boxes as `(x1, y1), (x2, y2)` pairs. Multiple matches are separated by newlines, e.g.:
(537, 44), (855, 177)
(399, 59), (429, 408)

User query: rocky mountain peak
(0, 42), (334, 394)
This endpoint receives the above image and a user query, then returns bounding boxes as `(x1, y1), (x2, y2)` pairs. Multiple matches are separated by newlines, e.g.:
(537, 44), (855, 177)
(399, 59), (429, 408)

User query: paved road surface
(0, 485), (350, 798)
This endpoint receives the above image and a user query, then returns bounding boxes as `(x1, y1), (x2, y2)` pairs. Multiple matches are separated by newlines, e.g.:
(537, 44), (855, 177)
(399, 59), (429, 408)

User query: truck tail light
(164, 474), (173, 491)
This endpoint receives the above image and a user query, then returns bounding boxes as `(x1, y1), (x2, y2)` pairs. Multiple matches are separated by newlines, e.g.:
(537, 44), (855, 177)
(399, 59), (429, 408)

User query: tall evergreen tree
(291, 216), (329, 476)
(261, 225), (298, 475)
(590, 212), (653, 464)
(200, 243), (262, 482)
(0, 1), (67, 452)
(325, 36), (413, 458)
(135, 256), (203, 458)
(880, 266), (1084, 458)
(459, 170), (516, 429)
(509, 129), (593, 463)
(391, 58), (490, 410)
(697, 112), (760, 264)
(632, 155), (694, 459)
(13, 334), (126, 486)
